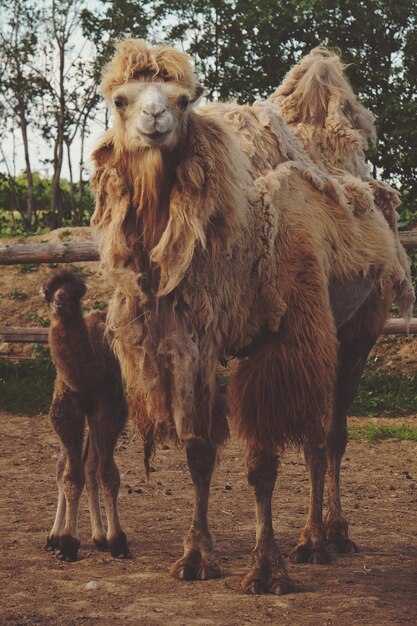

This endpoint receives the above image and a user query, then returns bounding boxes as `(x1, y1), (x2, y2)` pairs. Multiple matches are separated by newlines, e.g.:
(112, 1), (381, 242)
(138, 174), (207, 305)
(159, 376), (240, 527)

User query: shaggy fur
(271, 47), (414, 319)
(90, 40), (414, 592)
(91, 40), (411, 450)
(43, 270), (129, 561)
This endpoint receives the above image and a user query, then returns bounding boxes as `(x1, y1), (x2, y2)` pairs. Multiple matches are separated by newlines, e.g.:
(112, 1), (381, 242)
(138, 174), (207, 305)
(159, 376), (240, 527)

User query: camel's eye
(177, 95), (189, 111)
(114, 96), (127, 109)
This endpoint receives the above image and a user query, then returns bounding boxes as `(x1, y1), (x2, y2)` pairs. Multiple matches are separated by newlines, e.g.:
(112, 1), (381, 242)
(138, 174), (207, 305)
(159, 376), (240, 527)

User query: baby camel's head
(42, 270), (87, 319)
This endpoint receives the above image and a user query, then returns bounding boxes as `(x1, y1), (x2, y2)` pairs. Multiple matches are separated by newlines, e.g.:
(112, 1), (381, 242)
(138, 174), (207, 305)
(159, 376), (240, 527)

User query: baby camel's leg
(242, 447), (294, 595)
(48, 390), (85, 561)
(84, 434), (107, 550)
(88, 402), (129, 558)
(171, 437), (221, 581)
(46, 453), (66, 550)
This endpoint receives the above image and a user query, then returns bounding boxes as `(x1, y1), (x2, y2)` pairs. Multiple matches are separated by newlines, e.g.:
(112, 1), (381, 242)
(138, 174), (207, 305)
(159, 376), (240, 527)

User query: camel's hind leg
(324, 286), (390, 553)
(170, 437), (221, 581)
(323, 334), (376, 553)
(84, 434), (108, 550)
(242, 447), (294, 595)
(289, 427), (330, 564)
(48, 391), (85, 561)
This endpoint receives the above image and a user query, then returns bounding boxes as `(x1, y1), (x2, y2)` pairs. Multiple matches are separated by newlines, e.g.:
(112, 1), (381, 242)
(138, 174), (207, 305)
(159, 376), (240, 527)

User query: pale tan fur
(92, 41), (412, 450)
(90, 38), (414, 593)
(272, 47), (414, 318)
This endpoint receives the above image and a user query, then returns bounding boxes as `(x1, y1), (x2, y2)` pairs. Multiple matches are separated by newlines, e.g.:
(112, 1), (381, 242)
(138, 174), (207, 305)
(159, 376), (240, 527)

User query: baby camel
(42, 269), (129, 561)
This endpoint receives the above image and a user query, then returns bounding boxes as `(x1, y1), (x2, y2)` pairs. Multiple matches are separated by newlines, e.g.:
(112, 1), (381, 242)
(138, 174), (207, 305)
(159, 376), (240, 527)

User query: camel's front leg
(46, 454), (66, 550)
(242, 448), (294, 595)
(171, 438), (221, 580)
(47, 392), (85, 561)
(289, 432), (330, 564)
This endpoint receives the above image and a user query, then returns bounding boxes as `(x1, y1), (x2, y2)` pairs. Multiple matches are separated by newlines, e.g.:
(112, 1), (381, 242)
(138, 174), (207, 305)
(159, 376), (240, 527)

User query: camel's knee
(63, 465), (85, 491)
(247, 449), (278, 495)
(185, 439), (216, 485)
(56, 453), (66, 480)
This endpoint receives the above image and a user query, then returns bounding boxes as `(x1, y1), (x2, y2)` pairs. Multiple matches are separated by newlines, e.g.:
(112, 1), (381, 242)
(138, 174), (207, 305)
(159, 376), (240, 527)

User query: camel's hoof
(269, 575), (295, 595)
(173, 564), (197, 581)
(197, 564), (221, 580)
(57, 534), (80, 562)
(93, 536), (109, 551)
(289, 543), (330, 565)
(171, 550), (221, 581)
(45, 535), (61, 551)
(242, 570), (294, 595)
(242, 578), (263, 595)
(108, 532), (131, 558)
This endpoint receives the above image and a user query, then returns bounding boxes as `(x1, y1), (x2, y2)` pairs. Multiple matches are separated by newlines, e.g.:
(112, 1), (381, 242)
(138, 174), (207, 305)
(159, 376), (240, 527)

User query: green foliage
(349, 423), (417, 442)
(351, 370), (417, 417)
(57, 229), (72, 241)
(9, 289), (28, 299)
(159, 0), (417, 216)
(27, 312), (50, 327)
(0, 357), (55, 415)
(0, 172), (94, 234)
(19, 263), (38, 273)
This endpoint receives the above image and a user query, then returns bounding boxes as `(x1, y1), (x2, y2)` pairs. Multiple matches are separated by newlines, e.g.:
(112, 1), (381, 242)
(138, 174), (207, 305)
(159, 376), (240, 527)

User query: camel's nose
(143, 106), (166, 119)
(141, 87), (168, 119)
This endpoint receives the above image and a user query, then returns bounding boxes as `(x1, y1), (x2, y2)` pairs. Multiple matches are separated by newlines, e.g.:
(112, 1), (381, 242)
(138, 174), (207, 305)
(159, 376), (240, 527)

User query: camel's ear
(40, 286), (51, 304)
(71, 275), (87, 301)
(190, 83), (205, 103)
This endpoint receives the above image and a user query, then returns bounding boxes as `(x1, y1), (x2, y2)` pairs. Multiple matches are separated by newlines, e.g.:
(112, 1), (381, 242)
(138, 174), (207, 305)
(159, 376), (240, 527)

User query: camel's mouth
(140, 129), (172, 144)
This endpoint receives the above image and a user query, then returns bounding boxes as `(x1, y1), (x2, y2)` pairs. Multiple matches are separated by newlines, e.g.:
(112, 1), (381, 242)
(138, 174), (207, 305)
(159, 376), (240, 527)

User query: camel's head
(41, 270), (87, 319)
(101, 39), (204, 151)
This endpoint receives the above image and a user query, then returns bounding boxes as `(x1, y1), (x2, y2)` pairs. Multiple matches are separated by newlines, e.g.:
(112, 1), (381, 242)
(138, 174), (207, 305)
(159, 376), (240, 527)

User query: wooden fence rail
(1, 232), (416, 342)
(0, 240), (99, 265)
(0, 231), (415, 265)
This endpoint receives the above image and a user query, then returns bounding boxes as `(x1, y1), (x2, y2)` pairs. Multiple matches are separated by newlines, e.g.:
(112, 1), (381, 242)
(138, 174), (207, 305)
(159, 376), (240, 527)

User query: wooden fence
(0, 234), (416, 344)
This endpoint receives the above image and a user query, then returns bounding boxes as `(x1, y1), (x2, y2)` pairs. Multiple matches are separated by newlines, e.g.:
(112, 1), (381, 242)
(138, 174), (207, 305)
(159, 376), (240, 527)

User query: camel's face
(111, 81), (197, 150)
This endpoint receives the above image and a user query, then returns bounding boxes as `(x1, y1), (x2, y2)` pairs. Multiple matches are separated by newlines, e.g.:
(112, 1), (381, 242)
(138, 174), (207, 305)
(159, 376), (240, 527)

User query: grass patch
(27, 311), (50, 327)
(9, 289), (28, 300)
(351, 370), (417, 417)
(349, 423), (417, 442)
(57, 229), (72, 241)
(19, 263), (38, 273)
(0, 357), (55, 415)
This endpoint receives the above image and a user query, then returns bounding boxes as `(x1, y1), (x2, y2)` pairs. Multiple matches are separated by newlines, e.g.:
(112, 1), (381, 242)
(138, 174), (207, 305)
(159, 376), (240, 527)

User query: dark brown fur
(43, 269), (129, 561)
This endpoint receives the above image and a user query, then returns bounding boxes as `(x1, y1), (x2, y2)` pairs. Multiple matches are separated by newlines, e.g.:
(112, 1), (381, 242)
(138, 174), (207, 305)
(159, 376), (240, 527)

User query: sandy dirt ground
(1, 411), (416, 626)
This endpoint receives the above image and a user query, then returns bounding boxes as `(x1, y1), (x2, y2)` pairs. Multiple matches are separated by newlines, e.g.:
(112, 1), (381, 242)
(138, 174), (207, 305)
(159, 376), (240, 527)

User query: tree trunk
(66, 140), (78, 224)
(50, 25), (66, 230)
(50, 130), (64, 229)
(17, 96), (35, 231)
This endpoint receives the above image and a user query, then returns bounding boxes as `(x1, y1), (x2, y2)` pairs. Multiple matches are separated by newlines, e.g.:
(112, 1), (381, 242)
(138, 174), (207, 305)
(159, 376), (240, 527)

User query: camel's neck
(50, 310), (95, 390)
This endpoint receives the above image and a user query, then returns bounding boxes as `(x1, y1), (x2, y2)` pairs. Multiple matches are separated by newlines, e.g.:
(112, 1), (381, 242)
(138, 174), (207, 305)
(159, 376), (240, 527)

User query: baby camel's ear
(190, 83), (206, 103)
(74, 279), (87, 301)
(40, 286), (51, 304)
